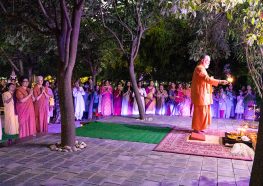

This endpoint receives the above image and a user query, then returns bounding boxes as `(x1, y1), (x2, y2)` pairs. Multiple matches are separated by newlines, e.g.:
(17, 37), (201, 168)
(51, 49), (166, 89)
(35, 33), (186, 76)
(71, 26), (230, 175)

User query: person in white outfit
(132, 81), (147, 115)
(73, 81), (85, 120)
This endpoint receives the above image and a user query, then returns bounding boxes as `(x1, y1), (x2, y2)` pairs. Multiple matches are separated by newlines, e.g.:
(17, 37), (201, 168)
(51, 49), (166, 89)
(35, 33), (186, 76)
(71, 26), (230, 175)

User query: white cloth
(132, 88), (146, 115)
(73, 87), (85, 120)
(121, 91), (132, 116)
(231, 143), (254, 159)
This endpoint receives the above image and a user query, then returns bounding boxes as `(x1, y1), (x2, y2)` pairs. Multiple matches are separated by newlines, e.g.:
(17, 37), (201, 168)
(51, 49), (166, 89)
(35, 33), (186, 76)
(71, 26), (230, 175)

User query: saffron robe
(16, 87), (36, 138)
(191, 64), (219, 131)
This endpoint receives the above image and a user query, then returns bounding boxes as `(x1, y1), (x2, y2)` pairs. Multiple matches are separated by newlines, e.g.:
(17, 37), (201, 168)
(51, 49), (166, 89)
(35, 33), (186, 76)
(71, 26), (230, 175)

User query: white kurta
(2, 91), (19, 135)
(132, 88), (146, 115)
(73, 87), (85, 120)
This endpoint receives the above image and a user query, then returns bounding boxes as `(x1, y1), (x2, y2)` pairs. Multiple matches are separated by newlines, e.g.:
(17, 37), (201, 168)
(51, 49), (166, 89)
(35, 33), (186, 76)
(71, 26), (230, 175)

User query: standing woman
(34, 76), (49, 133)
(16, 77), (36, 138)
(155, 84), (168, 115)
(121, 81), (133, 116)
(145, 80), (156, 114)
(113, 83), (123, 116)
(132, 81), (147, 115)
(168, 82), (177, 116)
(2, 83), (19, 135)
(73, 80), (85, 120)
(101, 80), (113, 116)
(218, 87), (227, 118)
(43, 81), (54, 123)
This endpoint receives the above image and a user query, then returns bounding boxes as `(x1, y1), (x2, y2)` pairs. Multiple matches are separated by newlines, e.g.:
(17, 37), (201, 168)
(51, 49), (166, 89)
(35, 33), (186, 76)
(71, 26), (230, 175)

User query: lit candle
(227, 76), (233, 83)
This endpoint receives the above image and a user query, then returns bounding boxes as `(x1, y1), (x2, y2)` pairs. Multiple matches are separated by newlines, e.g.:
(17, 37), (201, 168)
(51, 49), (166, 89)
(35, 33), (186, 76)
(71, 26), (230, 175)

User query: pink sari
(16, 87), (36, 138)
(113, 89), (122, 116)
(34, 85), (48, 133)
(101, 86), (113, 116)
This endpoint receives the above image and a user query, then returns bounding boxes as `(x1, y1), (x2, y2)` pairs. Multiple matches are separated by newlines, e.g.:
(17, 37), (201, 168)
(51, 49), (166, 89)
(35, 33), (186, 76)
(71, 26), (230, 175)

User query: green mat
(76, 122), (171, 144)
(0, 128), (18, 143)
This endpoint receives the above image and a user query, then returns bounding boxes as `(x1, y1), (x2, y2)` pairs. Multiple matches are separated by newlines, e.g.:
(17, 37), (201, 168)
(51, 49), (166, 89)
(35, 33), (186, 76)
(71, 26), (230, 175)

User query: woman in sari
(145, 80), (156, 114)
(182, 83), (191, 116)
(43, 80), (54, 123)
(2, 83), (19, 135)
(16, 77), (36, 138)
(113, 83), (123, 116)
(168, 82), (177, 115)
(101, 80), (113, 116)
(155, 84), (168, 115)
(121, 81), (133, 116)
(175, 83), (185, 116)
(34, 76), (49, 133)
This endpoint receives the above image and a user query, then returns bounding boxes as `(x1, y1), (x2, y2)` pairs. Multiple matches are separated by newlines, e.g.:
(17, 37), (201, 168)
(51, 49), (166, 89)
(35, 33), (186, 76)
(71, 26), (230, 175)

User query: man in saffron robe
(191, 55), (228, 133)
(34, 76), (49, 133)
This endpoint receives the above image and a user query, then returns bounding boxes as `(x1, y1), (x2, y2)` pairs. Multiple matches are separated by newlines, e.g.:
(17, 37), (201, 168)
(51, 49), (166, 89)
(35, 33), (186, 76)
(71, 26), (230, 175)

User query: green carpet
(0, 128), (18, 143)
(76, 122), (171, 144)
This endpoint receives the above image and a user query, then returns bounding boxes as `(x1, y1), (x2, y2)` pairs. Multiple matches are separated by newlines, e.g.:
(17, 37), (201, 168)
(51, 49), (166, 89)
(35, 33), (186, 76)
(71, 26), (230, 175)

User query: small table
(222, 132), (253, 148)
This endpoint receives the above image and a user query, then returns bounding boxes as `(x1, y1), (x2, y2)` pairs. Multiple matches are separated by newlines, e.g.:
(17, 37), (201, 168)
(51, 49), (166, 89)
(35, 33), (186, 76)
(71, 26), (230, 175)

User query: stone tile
(182, 172), (200, 180)
(199, 176), (217, 186)
(201, 171), (217, 179)
(76, 171), (96, 179)
(202, 165), (217, 172)
(101, 182), (121, 186)
(218, 176), (236, 186)
(54, 172), (78, 181)
(141, 180), (161, 186)
(160, 180), (179, 186)
(103, 176), (127, 185)
(0, 173), (15, 183)
(179, 178), (199, 186)
(42, 178), (68, 185)
(218, 167), (235, 177)
(121, 180), (142, 186)
(87, 175), (106, 185)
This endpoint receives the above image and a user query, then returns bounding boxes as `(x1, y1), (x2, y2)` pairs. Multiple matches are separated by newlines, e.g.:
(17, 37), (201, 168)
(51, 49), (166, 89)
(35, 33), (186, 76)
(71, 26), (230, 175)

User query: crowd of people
(0, 76), (55, 140)
(73, 78), (257, 121)
(0, 75), (257, 140)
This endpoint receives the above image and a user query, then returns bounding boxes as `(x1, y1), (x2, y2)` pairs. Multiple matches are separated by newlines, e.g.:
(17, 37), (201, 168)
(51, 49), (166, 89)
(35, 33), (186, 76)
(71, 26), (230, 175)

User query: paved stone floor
(0, 115), (258, 186)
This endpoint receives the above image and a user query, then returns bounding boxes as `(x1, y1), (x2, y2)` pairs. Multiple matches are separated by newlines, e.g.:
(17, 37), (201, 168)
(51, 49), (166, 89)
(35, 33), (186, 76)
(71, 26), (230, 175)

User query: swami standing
(191, 55), (228, 133)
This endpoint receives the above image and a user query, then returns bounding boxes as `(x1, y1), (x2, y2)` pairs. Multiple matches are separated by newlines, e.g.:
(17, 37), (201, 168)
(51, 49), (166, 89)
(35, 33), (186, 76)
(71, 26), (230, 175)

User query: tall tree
(99, 0), (163, 120)
(0, 0), (85, 147)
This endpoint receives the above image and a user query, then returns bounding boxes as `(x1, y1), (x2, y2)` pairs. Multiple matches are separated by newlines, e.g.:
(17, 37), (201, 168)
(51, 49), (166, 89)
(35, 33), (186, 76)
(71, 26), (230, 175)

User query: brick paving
(0, 115), (257, 186)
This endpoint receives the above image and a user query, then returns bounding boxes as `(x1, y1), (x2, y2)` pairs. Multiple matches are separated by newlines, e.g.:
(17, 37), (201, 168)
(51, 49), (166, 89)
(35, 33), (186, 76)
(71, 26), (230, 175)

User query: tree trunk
(55, 0), (84, 147)
(28, 67), (33, 83)
(58, 69), (76, 147)
(250, 101), (263, 186)
(129, 59), (145, 120)
(88, 74), (97, 120)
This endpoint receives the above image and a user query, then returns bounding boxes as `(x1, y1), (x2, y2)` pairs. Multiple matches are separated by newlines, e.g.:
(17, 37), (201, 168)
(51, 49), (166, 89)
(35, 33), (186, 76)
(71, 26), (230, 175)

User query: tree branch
(0, 48), (20, 72)
(112, 2), (134, 40)
(0, 0), (7, 13)
(100, 5), (126, 55)
(38, 0), (50, 20)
